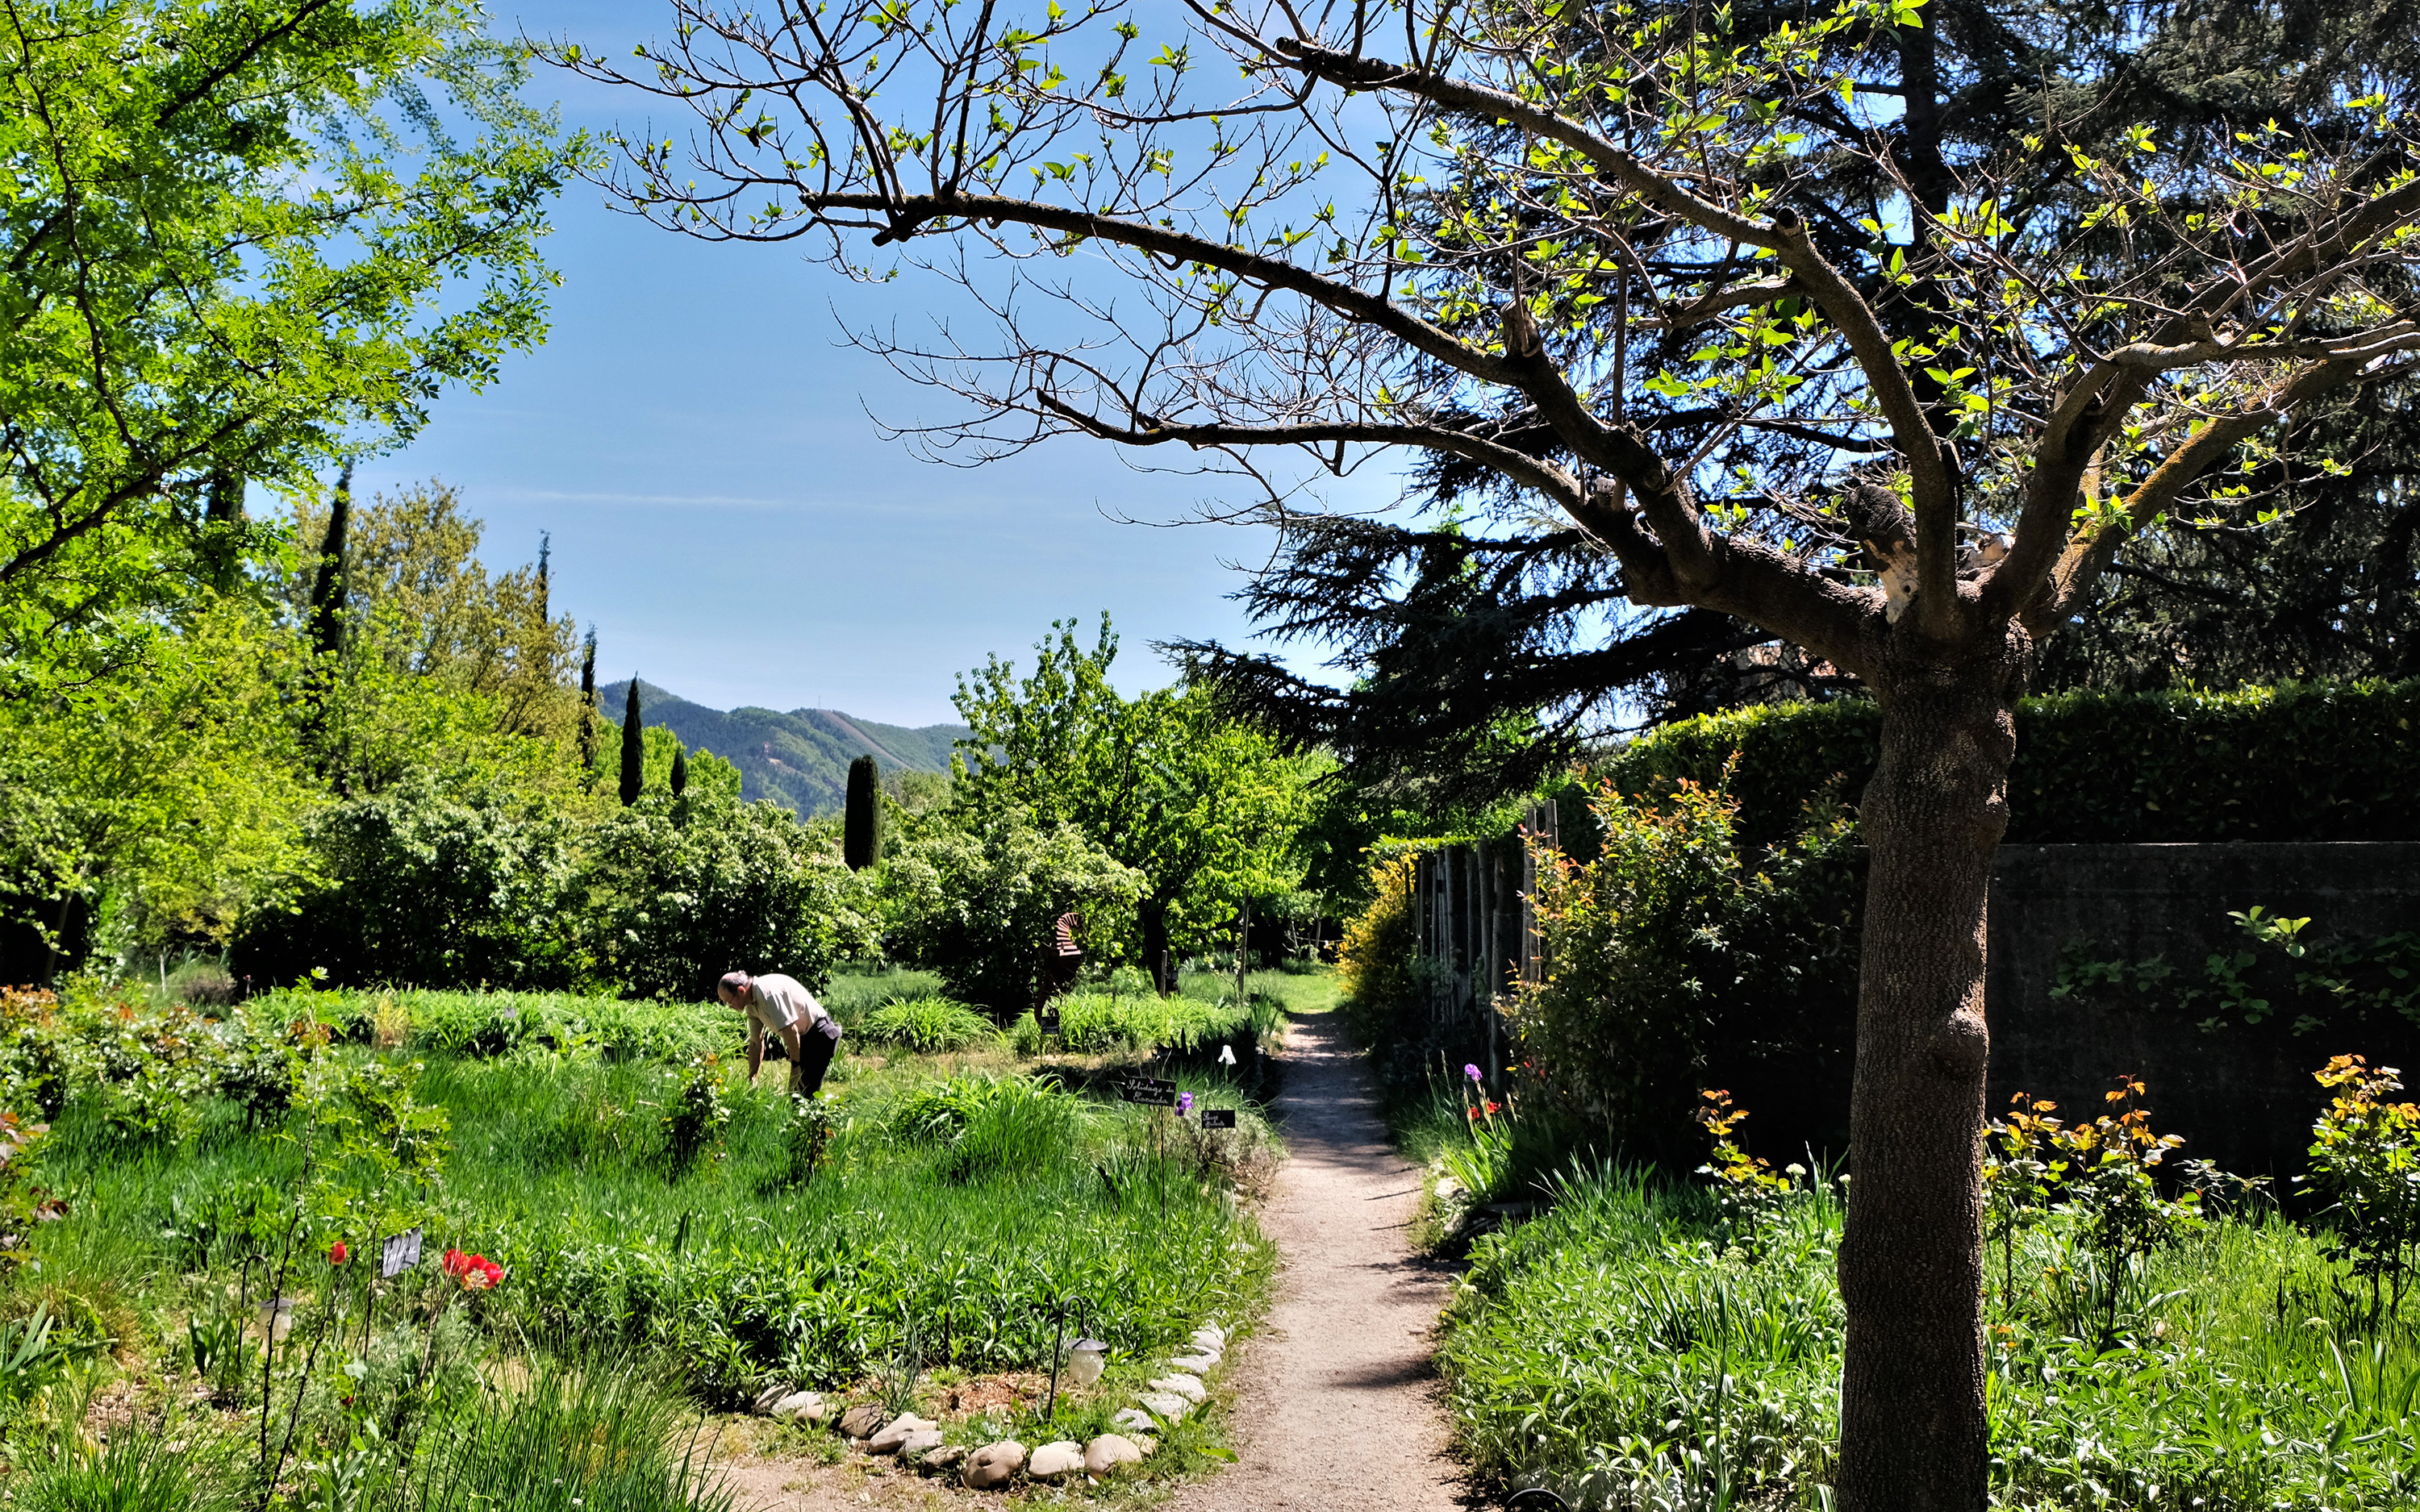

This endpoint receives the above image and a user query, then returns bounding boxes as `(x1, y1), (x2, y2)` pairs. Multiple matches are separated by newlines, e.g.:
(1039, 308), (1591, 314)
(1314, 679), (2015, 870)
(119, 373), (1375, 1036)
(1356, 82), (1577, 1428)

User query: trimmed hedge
(1598, 680), (2420, 848)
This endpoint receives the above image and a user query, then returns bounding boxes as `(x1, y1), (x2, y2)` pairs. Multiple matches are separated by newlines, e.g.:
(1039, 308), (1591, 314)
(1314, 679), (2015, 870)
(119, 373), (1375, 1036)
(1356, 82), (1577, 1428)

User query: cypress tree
(302, 465), (353, 755)
(843, 753), (883, 870)
(619, 679), (645, 806)
(670, 744), (688, 798)
(203, 471), (244, 589)
(536, 531), (551, 623)
(577, 628), (599, 783)
(307, 464), (353, 661)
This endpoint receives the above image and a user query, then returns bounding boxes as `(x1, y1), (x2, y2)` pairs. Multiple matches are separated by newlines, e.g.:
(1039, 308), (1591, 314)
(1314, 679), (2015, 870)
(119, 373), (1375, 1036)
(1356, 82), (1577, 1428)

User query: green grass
(1438, 1160), (2420, 1510)
(8, 977), (1284, 1501)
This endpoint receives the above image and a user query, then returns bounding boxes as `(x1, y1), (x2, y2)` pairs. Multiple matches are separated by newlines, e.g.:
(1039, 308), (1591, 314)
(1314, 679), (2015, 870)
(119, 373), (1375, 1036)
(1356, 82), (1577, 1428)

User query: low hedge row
(1597, 680), (2420, 848)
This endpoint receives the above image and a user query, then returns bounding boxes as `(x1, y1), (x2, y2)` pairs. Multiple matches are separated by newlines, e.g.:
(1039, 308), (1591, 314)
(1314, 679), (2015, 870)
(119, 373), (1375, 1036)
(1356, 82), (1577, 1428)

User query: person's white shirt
(741, 973), (828, 1035)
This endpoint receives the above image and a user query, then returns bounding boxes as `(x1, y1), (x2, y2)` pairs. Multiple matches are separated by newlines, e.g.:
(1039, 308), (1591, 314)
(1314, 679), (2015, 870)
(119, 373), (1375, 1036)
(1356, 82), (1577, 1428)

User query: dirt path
(1167, 1004), (1471, 1512)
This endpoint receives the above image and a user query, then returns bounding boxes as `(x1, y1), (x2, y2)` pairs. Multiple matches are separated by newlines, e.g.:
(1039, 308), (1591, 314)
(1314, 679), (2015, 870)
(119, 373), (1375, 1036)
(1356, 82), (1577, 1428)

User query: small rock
(1150, 1372), (1206, 1404)
(752, 1383), (791, 1414)
(837, 1404), (887, 1439)
(963, 1441), (1025, 1489)
(1169, 1352), (1220, 1372)
(1083, 1435), (1145, 1473)
(867, 1414), (940, 1455)
(1111, 1407), (1157, 1432)
(898, 1428), (945, 1459)
(1028, 1441), (1085, 1481)
(1189, 1324), (1226, 1352)
(1137, 1392), (1191, 1420)
(920, 1444), (969, 1472)
(772, 1390), (827, 1422)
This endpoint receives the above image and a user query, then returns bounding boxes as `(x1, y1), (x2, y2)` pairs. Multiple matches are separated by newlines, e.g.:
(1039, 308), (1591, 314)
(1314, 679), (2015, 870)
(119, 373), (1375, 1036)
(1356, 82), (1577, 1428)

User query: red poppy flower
(443, 1248), (503, 1291)
(329, 1241), (348, 1266)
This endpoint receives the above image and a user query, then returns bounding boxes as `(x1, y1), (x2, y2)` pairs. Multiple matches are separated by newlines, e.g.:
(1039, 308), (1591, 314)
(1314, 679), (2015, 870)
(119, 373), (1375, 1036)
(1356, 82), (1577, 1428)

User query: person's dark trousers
(791, 1017), (842, 1097)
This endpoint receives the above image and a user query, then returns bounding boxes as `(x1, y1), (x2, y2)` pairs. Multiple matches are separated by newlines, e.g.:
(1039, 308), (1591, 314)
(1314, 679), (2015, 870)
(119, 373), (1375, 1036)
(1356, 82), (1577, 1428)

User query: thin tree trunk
(1835, 651), (2018, 1512)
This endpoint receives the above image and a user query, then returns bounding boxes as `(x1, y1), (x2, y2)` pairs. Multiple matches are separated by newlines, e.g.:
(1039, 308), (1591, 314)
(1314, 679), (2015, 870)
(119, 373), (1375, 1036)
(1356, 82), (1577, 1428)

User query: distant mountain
(599, 679), (966, 815)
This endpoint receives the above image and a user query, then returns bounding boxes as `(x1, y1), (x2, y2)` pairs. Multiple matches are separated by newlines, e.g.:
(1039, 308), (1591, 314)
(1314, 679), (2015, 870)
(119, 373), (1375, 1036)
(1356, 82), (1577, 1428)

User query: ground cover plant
(1434, 1073), (2420, 1510)
(0, 968), (1285, 1503)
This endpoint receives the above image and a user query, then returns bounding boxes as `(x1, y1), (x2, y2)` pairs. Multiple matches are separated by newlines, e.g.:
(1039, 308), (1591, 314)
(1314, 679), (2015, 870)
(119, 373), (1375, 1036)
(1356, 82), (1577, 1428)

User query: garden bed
(0, 973), (1294, 1506)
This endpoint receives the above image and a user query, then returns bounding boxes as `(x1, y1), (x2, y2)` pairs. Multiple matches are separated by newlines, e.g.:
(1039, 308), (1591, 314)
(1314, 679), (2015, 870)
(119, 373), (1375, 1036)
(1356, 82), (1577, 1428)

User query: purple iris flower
(1464, 1063), (1483, 1083)
(1179, 1092), (1195, 1114)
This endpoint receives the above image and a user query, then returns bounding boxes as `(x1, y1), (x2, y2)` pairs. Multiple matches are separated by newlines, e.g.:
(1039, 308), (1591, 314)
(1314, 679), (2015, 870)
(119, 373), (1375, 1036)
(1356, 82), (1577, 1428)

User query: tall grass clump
(854, 997), (1000, 1053)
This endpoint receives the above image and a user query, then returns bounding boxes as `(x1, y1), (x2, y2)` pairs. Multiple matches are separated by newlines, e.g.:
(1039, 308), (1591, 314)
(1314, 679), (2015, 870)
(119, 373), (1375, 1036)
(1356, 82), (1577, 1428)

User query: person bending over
(718, 969), (843, 1097)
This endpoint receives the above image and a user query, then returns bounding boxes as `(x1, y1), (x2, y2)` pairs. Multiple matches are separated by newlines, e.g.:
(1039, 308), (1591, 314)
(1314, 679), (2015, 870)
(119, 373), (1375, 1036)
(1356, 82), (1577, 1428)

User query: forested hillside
(599, 679), (965, 813)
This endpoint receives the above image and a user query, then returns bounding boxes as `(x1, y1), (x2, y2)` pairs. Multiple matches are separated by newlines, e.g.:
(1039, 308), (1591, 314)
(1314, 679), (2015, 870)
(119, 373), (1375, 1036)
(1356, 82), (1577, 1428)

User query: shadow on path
(1166, 1005), (1477, 1512)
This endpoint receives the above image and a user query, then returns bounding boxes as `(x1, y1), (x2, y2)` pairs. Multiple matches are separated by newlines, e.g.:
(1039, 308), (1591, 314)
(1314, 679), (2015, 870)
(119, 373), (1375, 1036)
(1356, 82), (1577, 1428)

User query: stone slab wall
(1986, 843), (2420, 1181)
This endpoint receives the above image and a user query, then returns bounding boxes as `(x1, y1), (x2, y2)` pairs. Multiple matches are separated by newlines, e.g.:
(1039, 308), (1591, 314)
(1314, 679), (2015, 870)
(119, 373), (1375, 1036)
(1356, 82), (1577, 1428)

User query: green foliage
(1007, 988), (1263, 1056)
(0, 1), (578, 694)
(578, 791), (875, 1003)
(235, 769), (578, 991)
(844, 754), (883, 870)
(853, 996), (1000, 1053)
(1507, 773), (1859, 1162)
(661, 1055), (735, 1175)
(1442, 1129), (2420, 1510)
(882, 807), (1146, 1014)
(2054, 904), (2420, 1039)
(949, 616), (1312, 958)
(1604, 681), (2420, 850)
(2300, 1056), (2420, 1321)
(779, 1093), (837, 1187)
(1335, 853), (1420, 1035)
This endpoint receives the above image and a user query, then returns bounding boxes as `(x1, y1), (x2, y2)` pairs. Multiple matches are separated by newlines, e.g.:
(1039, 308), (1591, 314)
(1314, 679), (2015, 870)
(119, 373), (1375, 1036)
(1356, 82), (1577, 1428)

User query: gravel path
(1169, 1003), (1471, 1512)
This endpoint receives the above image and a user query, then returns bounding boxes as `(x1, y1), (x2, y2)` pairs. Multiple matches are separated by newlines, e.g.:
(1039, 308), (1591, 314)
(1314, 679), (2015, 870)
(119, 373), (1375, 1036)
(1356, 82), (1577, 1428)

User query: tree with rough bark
(559, 1), (2420, 1503)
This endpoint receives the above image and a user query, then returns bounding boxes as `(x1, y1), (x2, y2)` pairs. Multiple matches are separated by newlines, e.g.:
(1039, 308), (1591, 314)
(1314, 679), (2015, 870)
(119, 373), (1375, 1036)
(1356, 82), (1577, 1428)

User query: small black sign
(1037, 1004), (1060, 1031)
(379, 1227), (423, 1279)
(1200, 1109), (1237, 1130)
(1118, 1079), (1179, 1107)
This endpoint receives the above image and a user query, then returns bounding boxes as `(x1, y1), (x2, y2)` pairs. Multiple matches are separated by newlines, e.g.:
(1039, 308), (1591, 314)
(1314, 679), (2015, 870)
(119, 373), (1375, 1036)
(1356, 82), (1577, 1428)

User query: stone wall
(1985, 843), (2420, 1181)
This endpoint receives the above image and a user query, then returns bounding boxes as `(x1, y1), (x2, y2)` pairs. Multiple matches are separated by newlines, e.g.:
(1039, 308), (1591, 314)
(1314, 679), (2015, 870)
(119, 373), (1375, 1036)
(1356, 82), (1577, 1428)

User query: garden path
(1166, 1002), (1471, 1512)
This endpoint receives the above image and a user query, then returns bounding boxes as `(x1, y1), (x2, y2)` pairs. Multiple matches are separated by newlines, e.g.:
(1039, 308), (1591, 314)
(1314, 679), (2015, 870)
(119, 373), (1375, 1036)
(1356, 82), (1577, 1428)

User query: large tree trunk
(1835, 639), (2021, 1512)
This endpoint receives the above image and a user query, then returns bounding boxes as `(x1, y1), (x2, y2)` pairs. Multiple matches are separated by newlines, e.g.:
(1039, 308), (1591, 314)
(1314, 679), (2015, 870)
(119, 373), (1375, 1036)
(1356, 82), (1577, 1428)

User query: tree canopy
(949, 617), (1311, 981)
(0, 0), (579, 694)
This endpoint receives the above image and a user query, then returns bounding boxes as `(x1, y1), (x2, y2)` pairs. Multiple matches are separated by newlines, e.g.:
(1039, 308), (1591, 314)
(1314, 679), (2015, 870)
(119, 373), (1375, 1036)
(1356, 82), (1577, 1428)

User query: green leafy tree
(844, 753), (883, 870)
(0, 602), (321, 974)
(574, 0), (2420, 1497)
(578, 791), (877, 1002)
(0, 1), (579, 694)
(951, 618), (1310, 990)
(882, 808), (1145, 1013)
(233, 768), (579, 990)
(618, 681), (644, 807)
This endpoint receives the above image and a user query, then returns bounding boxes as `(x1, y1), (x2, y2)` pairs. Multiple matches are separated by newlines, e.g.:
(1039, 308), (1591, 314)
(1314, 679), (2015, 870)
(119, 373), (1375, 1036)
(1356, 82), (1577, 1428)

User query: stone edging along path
(1164, 1002), (1468, 1512)
(734, 1001), (1469, 1507)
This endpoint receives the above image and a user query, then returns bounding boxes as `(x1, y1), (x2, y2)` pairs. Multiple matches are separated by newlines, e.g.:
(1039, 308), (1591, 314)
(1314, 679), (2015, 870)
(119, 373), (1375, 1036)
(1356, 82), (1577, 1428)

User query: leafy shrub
(1508, 773), (1859, 1162)
(1335, 853), (1418, 1031)
(882, 808), (1145, 1014)
(2299, 1054), (2420, 1319)
(853, 996), (999, 1052)
(661, 1056), (734, 1175)
(234, 770), (580, 989)
(578, 792), (878, 1004)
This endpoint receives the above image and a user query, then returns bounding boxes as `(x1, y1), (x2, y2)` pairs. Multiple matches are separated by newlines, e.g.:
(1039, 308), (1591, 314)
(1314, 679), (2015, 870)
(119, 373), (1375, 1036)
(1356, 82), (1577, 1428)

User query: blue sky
(340, 0), (1397, 727)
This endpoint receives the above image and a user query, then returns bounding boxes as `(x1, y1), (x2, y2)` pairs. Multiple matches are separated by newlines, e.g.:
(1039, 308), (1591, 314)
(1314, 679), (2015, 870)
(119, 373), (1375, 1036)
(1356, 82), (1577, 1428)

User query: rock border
(743, 1314), (1232, 1493)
